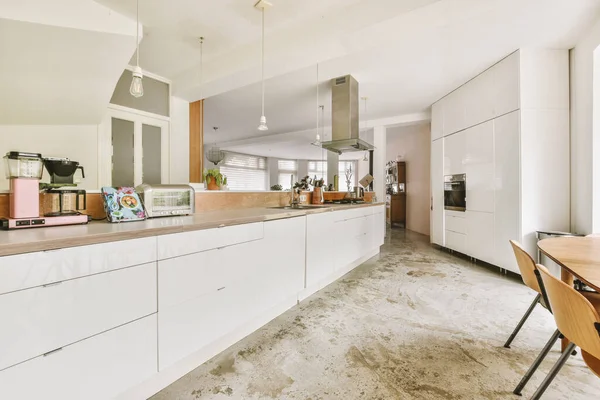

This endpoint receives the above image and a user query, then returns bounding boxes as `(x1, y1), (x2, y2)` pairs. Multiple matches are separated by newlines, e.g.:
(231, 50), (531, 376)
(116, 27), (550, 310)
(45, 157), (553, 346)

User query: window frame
(220, 151), (268, 191)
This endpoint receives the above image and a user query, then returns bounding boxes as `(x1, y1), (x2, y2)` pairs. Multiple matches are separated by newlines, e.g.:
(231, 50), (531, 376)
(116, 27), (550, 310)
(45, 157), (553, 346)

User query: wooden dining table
(538, 236), (600, 350)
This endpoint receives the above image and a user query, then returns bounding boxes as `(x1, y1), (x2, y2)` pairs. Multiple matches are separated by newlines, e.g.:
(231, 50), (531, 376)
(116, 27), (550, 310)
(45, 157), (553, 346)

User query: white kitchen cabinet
(466, 211), (495, 265)
(431, 139), (444, 246)
(371, 205), (385, 249)
(306, 211), (337, 288)
(493, 111), (521, 273)
(443, 89), (467, 136)
(0, 314), (157, 400)
(0, 237), (157, 295)
(430, 49), (569, 274)
(431, 101), (444, 141)
(158, 239), (262, 311)
(445, 214), (466, 234)
(443, 130), (466, 176)
(494, 52), (520, 117)
(0, 262), (156, 371)
(445, 231), (466, 254)
(157, 221), (264, 259)
(158, 216), (306, 370)
(465, 121), (494, 213)
(464, 69), (495, 128)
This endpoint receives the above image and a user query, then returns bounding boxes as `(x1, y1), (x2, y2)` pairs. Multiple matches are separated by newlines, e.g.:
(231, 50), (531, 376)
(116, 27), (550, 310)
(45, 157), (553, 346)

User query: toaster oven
(136, 184), (195, 218)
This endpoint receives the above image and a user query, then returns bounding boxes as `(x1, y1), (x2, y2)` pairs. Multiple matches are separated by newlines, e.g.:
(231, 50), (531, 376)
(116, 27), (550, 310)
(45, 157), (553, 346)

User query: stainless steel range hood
(320, 75), (375, 154)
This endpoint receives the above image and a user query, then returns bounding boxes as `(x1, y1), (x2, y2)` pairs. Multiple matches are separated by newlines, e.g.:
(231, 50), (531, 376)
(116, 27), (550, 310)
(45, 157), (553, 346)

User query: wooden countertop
(0, 203), (384, 257)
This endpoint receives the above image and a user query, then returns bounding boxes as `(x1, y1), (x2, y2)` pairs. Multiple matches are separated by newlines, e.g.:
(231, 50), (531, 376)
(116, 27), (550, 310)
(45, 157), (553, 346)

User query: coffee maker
(42, 157), (87, 216)
(1, 152), (88, 230)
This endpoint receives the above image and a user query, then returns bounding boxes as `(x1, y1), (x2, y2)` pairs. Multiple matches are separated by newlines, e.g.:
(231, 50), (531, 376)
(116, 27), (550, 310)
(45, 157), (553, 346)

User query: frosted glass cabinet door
(142, 124), (162, 184)
(431, 138), (444, 246)
(111, 118), (135, 187)
(493, 111), (521, 274)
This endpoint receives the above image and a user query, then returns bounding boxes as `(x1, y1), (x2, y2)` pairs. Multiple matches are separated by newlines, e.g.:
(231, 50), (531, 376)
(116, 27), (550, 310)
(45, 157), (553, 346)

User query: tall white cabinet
(430, 49), (570, 274)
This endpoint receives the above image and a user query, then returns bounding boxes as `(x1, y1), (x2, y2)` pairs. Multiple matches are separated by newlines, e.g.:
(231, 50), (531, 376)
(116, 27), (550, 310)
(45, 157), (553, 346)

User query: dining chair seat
(582, 350), (600, 378)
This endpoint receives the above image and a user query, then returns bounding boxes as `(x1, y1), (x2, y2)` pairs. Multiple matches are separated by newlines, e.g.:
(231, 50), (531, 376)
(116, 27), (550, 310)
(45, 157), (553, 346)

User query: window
(308, 161), (327, 181)
(307, 160), (357, 191)
(339, 161), (357, 192)
(220, 152), (267, 191)
(277, 159), (297, 190)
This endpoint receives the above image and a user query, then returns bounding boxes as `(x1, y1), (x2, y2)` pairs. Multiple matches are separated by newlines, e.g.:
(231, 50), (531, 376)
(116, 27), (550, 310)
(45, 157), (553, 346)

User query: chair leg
(530, 342), (577, 400)
(513, 329), (561, 395)
(504, 293), (542, 349)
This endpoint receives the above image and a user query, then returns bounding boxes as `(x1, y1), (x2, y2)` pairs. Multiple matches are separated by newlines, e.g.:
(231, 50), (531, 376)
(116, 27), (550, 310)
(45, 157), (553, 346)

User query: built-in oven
(444, 174), (466, 212)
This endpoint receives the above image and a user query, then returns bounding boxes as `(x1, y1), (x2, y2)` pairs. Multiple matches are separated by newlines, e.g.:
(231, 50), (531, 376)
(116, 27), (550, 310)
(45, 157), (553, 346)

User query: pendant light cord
(199, 37), (204, 98)
(136, 0), (140, 67)
(316, 63), (319, 137)
(261, 8), (265, 116)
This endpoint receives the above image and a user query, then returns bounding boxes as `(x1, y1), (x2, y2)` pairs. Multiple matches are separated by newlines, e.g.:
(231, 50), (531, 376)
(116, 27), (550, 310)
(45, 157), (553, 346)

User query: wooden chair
(529, 264), (600, 399)
(508, 241), (564, 395)
(505, 240), (547, 348)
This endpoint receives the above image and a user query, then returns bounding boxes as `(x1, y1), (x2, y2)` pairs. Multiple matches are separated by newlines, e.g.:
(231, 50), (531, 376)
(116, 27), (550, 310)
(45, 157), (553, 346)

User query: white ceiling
(95, 0), (600, 158)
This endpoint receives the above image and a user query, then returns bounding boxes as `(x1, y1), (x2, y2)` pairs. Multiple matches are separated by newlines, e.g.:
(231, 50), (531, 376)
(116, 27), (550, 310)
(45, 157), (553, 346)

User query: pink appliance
(1, 152), (88, 230)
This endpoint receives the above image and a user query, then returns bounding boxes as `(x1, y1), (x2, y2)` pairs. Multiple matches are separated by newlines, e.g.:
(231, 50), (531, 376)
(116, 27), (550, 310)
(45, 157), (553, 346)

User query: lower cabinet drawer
(0, 314), (158, 400)
(445, 215), (466, 234)
(0, 262), (157, 371)
(445, 230), (467, 254)
(158, 280), (258, 370)
(159, 239), (262, 310)
(157, 222), (264, 259)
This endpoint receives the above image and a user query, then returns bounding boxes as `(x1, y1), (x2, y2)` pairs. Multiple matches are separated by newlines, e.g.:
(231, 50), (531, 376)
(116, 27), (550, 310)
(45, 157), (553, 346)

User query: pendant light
(255, 0), (271, 131)
(312, 63), (322, 146)
(206, 127), (226, 165)
(130, 0), (144, 98)
(361, 97), (369, 161)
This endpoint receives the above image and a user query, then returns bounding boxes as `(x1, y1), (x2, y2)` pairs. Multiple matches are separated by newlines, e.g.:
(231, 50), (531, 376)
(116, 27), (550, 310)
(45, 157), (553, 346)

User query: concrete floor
(152, 229), (600, 400)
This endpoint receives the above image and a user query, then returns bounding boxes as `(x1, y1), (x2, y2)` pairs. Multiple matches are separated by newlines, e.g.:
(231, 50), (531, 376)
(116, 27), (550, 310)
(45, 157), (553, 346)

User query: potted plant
(270, 184), (283, 191)
(203, 169), (223, 190)
(221, 176), (229, 191)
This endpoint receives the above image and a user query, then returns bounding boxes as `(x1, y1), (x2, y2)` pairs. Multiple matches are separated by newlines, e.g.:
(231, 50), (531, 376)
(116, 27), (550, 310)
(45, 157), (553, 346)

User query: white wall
(0, 96), (190, 190)
(570, 18), (600, 234)
(386, 123), (431, 236)
(170, 96), (190, 184)
(0, 125), (99, 190)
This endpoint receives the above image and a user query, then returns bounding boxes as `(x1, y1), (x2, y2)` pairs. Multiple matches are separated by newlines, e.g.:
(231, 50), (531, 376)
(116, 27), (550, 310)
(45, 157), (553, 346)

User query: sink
(268, 205), (332, 210)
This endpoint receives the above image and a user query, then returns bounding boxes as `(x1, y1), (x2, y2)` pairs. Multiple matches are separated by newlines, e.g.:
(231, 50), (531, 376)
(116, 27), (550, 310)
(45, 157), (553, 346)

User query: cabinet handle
(43, 347), (63, 357)
(42, 281), (62, 288)
(217, 286), (226, 291)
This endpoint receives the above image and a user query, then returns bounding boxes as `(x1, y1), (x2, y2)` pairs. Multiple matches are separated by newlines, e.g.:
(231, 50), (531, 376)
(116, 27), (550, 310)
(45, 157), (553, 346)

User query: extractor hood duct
(320, 75), (375, 154)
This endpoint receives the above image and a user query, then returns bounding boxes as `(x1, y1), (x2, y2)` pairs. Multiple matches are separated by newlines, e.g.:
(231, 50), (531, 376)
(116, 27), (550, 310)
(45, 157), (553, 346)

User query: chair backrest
(510, 240), (541, 293)
(537, 264), (600, 360)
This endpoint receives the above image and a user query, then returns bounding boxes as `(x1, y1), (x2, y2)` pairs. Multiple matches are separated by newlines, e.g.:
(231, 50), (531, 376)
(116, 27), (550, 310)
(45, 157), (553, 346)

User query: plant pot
(206, 176), (219, 190)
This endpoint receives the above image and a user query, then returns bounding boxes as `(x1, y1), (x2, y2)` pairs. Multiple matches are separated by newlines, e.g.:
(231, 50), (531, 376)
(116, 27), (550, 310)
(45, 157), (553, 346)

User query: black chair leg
(513, 329), (560, 395)
(504, 293), (542, 348)
(530, 342), (577, 400)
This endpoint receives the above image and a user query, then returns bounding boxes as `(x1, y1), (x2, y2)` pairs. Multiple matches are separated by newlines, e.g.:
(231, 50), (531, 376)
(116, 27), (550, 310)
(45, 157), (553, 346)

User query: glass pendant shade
(206, 146), (225, 165)
(130, 67), (144, 98)
(258, 115), (268, 131)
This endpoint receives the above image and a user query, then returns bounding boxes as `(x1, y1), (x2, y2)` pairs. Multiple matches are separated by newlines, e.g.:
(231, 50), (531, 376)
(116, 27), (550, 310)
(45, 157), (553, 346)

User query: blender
(1, 152), (89, 230)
